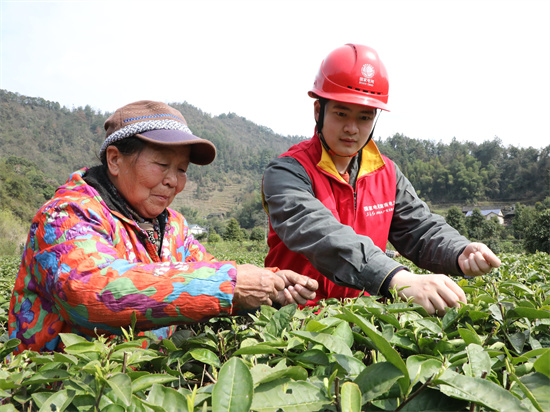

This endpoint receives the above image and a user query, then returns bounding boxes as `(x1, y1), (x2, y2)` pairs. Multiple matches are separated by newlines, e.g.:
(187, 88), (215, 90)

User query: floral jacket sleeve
(8, 169), (237, 354)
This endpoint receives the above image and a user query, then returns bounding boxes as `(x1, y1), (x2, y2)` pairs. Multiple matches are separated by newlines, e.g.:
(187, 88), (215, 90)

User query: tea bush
(0, 251), (548, 411)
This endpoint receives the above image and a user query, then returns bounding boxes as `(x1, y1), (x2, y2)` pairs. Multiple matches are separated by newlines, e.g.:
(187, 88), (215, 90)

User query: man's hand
(458, 242), (501, 276)
(233, 264), (285, 309)
(274, 270), (318, 306)
(389, 270), (467, 316)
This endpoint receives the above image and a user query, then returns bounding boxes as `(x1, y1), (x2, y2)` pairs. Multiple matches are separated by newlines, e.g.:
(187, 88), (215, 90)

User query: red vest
(265, 136), (397, 302)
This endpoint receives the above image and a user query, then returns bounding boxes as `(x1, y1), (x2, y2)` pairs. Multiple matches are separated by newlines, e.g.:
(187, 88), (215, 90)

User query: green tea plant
(0, 253), (548, 411)
(0, 256), (19, 341)
(204, 241), (268, 267)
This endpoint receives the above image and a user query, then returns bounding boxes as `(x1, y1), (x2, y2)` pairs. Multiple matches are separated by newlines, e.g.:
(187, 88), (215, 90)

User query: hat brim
(308, 90), (390, 112)
(136, 129), (217, 165)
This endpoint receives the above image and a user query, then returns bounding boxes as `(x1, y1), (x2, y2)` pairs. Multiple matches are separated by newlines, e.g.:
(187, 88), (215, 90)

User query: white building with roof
(465, 209), (505, 225)
(189, 224), (208, 236)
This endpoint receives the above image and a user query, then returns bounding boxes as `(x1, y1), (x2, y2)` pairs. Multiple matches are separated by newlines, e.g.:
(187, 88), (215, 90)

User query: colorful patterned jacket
(9, 168), (237, 354)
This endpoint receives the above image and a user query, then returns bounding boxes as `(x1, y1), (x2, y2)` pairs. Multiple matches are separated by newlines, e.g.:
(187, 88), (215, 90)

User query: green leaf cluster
(1, 253), (549, 411)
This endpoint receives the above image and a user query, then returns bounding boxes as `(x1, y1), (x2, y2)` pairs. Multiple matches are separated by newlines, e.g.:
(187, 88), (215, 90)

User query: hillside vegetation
(2, 89), (549, 212)
(0, 90), (301, 219)
(1, 89), (549, 254)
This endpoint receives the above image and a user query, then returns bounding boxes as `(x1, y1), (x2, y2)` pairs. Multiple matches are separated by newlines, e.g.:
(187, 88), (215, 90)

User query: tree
(445, 206), (467, 236)
(250, 227), (265, 242)
(465, 209), (486, 240)
(0, 208), (28, 255)
(524, 210), (550, 254)
(512, 203), (538, 240)
(485, 216), (503, 239)
(207, 232), (221, 243)
(234, 191), (266, 229)
(178, 206), (199, 224)
(223, 218), (243, 242)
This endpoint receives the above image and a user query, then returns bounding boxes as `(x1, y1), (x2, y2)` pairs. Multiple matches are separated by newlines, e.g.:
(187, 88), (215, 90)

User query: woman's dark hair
(100, 136), (147, 167)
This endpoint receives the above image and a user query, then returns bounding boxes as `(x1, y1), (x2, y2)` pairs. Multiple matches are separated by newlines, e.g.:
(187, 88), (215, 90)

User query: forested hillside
(3, 90), (548, 209)
(377, 135), (549, 204)
(1, 89), (549, 254)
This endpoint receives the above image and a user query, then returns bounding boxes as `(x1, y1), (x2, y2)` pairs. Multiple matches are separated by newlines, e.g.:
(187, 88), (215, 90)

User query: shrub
(1, 253), (548, 411)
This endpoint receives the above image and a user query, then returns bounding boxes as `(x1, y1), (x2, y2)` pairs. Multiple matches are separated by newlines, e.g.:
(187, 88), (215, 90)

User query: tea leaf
(354, 362), (404, 403)
(509, 373), (547, 412)
(132, 374), (179, 394)
(507, 307), (550, 320)
(251, 378), (331, 412)
(338, 308), (409, 394)
(340, 382), (361, 412)
(406, 355), (443, 384)
(265, 304), (296, 337)
(332, 320), (354, 348)
(533, 348), (550, 378)
(188, 348), (222, 368)
(34, 389), (75, 412)
(292, 349), (330, 366)
(233, 344), (283, 356)
(436, 369), (531, 411)
(145, 384), (188, 410)
(290, 331), (353, 357)
(106, 373), (132, 406)
(332, 353), (366, 376)
(463, 344), (492, 378)
(458, 328), (482, 346)
(212, 357), (253, 412)
(518, 372), (550, 411)
(24, 369), (71, 385)
(250, 364), (308, 386)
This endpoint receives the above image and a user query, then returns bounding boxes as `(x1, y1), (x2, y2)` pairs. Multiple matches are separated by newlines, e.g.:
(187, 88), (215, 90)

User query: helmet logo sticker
(361, 64), (375, 78)
(360, 64), (375, 87)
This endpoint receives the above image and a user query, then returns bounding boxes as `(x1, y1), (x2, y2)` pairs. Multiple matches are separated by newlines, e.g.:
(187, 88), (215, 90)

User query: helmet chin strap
(316, 99), (382, 158)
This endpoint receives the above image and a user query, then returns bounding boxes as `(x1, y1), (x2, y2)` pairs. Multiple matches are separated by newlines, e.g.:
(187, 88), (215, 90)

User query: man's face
(315, 100), (376, 158)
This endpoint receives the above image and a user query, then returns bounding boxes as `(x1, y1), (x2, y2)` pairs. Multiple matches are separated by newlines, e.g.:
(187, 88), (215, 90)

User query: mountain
(1, 89), (549, 226)
(0, 90), (304, 218)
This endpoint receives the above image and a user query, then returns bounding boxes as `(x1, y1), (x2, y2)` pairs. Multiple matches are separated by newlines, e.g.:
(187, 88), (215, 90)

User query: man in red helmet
(262, 44), (501, 315)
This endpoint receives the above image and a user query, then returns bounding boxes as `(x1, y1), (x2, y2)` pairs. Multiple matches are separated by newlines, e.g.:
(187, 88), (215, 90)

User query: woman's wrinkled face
(107, 143), (190, 219)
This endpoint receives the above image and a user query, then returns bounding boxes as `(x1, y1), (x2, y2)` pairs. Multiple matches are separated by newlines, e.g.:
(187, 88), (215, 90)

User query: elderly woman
(8, 100), (317, 354)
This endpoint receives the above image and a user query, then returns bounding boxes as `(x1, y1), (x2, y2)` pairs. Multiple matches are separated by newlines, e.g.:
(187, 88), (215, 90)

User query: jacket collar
(314, 133), (386, 182)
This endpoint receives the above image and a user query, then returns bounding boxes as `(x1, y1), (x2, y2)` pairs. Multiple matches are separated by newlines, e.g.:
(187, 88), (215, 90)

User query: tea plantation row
(0, 251), (548, 411)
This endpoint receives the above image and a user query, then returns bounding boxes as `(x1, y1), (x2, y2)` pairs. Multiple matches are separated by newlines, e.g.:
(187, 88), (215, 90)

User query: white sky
(1, 0), (549, 149)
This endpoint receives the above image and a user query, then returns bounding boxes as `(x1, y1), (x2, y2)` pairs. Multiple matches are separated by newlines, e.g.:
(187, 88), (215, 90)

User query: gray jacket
(262, 153), (470, 296)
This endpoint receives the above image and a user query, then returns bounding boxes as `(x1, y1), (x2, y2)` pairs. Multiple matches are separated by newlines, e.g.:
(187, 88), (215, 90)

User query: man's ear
(314, 100), (321, 123)
(105, 146), (122, 177)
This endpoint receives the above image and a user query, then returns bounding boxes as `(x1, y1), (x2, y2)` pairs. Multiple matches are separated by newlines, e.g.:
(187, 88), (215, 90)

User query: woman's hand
(233, 264), (286, 309)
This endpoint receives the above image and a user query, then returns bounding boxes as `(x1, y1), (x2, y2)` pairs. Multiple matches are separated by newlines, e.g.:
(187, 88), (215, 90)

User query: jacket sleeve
(388, 162), (470, 275)
(31, 198), (237, 337)
(263, 157), (404, 295)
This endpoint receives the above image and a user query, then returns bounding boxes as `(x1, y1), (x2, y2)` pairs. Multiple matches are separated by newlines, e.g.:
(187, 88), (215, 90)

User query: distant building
(189, 224), (208, 236)
(465, 209), (505, 225)
(206, 212), (225, 220)
(501, 206), (516, 226)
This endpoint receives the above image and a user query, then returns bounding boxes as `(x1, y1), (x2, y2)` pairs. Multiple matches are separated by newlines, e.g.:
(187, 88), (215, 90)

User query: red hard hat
(309, 44), (390, 111)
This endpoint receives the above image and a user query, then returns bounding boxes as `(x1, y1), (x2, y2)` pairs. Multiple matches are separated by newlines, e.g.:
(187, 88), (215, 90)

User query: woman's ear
(105, 146), (122, 177)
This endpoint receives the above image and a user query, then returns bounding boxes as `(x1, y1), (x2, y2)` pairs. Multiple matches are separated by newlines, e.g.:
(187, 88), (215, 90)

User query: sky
(1, 0), (549, 150)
